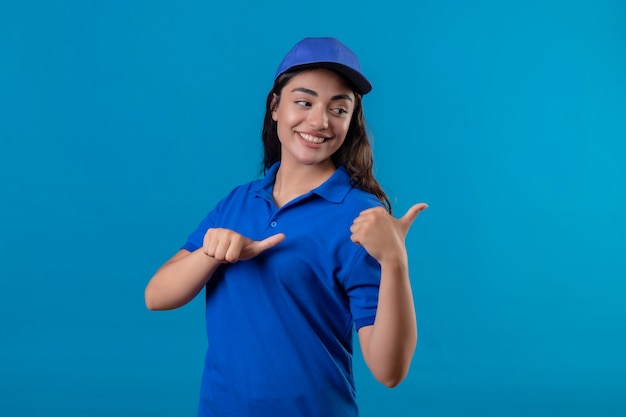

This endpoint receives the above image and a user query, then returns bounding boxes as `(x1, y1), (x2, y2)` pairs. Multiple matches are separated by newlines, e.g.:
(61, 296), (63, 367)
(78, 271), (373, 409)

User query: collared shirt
(183, 162), (382, 417)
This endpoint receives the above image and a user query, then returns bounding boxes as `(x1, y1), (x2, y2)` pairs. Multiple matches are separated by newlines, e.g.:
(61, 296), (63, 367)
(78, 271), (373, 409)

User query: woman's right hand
(202, 228), (285, 263)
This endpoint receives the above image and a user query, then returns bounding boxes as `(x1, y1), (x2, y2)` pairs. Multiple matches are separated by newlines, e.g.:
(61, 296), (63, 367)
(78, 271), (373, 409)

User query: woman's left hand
(350, 203), (428, 264)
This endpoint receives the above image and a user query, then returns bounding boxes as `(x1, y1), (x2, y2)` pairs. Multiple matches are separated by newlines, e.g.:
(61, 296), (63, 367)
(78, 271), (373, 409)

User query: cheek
(335, 118), (352, 139)
(275, 107), (296, 127)
(276, 115), (291, 133)
(275, 116), (295, 143)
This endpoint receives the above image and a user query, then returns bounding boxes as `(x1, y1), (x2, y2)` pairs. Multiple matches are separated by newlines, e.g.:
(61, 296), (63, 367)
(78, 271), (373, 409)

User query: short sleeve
(180, 183), (254, 252)
(342, 248), (381, 331)
(181, 202), (223, 252)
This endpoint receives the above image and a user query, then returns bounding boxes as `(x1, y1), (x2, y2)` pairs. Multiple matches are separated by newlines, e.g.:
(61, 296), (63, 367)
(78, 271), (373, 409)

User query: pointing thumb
(259, 233), (286, 250)
(247, 233), (286, 258)
(399, 203), (428, 231)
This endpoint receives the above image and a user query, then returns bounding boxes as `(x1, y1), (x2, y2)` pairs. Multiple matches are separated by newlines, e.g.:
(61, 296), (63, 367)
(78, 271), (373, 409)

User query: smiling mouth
(298, 132), (327, 144)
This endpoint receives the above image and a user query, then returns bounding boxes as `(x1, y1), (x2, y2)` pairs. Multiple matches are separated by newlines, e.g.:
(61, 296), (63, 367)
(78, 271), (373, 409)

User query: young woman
(145, 37), (428, 417)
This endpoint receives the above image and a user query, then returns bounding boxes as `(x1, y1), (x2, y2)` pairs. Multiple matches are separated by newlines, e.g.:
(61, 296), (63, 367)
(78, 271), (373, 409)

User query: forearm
(145, 249), (221, 311)
(361, 257), (417, 387)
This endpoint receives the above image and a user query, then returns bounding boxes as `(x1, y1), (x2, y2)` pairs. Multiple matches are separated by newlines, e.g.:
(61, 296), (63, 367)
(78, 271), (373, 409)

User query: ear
(271, 93), (278, 121)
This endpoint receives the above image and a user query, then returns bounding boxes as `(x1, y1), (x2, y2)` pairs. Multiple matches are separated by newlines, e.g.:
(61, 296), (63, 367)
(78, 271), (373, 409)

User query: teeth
(299, 132), (325, 144)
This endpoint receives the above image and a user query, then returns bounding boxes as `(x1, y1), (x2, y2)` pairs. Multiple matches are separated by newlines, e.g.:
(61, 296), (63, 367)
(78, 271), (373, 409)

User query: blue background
(1, 1), (625, 416)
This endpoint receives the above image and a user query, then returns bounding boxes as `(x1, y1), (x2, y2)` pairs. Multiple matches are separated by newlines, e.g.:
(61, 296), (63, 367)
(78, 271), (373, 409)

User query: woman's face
(272, 68), (355, 170)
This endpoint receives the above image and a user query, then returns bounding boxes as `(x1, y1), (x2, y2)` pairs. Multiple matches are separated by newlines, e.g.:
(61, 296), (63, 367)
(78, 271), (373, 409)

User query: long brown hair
(261, 70), (392, 213)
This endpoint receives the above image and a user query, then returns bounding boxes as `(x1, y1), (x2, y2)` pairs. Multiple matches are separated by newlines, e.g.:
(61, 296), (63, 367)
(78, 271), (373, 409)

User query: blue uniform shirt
(183, 163), (382, 417)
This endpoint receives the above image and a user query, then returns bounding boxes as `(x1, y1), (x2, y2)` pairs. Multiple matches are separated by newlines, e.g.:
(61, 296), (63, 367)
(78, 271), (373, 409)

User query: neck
(272, 160), (336, 208)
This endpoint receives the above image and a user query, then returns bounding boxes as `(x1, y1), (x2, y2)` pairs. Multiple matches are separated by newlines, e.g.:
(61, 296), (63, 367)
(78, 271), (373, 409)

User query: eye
(331, 107), (349, 115)
(295, 100), (311, 107)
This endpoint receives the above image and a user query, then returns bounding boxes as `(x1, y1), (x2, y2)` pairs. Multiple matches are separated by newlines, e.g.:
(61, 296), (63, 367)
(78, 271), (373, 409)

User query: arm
(145, 229), (285, 311)
(144, 248), (221, 311)
(350, 203), (428, 387)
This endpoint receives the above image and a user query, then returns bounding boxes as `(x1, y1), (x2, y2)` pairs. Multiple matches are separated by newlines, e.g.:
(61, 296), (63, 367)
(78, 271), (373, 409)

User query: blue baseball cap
(274, 37), (372, 95)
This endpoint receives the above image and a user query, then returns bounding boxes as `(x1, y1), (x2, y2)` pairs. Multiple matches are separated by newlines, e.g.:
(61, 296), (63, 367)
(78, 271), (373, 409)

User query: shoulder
(319, 166), (383, 212)
(345, 186), (382, 209)
(214, 176), (266, 207)
(337, 186), (383, 221)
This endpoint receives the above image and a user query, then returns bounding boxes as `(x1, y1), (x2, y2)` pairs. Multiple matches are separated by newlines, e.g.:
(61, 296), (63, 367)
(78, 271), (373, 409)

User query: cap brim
(279, 62), (372, 95)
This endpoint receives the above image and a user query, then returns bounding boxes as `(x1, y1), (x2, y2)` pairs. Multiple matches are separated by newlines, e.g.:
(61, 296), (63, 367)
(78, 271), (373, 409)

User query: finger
(203, 228), (223, 257)
(358, 206), (385, 217)
(350, 222), (367, 236)
(203, 234), (217, 257)
(245, 233), (286, 258)
(398, 203), (428, 231)
(351, 214), (369, 224)
(261, 233), (286, 249)
(224, 238), (245, 263)
(352, 209), (380, 225)
(213, 238), (230, 262)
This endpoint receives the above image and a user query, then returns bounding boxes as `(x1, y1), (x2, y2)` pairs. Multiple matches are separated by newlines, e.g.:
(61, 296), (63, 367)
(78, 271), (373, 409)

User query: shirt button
(270, 221), (277, 227)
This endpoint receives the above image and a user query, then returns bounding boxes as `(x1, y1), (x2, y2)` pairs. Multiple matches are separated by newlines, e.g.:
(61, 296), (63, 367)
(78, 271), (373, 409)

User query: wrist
(379, 255), (408, 273)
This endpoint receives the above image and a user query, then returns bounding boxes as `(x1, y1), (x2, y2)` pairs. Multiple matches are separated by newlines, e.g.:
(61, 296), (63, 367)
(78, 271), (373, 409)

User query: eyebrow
(291, 87), (353, 102)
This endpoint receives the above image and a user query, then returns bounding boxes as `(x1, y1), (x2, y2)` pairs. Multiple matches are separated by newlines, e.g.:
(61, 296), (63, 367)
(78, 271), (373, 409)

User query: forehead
(282, 69), (355, 98)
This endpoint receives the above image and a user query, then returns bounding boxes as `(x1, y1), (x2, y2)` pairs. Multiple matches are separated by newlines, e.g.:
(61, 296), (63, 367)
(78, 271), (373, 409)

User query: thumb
(398, 203), (428, 231)
(246, 233), (286, 258)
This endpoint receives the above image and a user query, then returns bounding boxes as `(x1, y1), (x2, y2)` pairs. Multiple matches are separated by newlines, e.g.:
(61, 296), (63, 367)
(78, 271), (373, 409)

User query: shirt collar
(251, 162), (352, 204)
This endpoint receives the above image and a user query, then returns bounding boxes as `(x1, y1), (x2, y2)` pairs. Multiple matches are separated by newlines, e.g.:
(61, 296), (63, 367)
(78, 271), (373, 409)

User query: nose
(307, 105), (328, 130)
